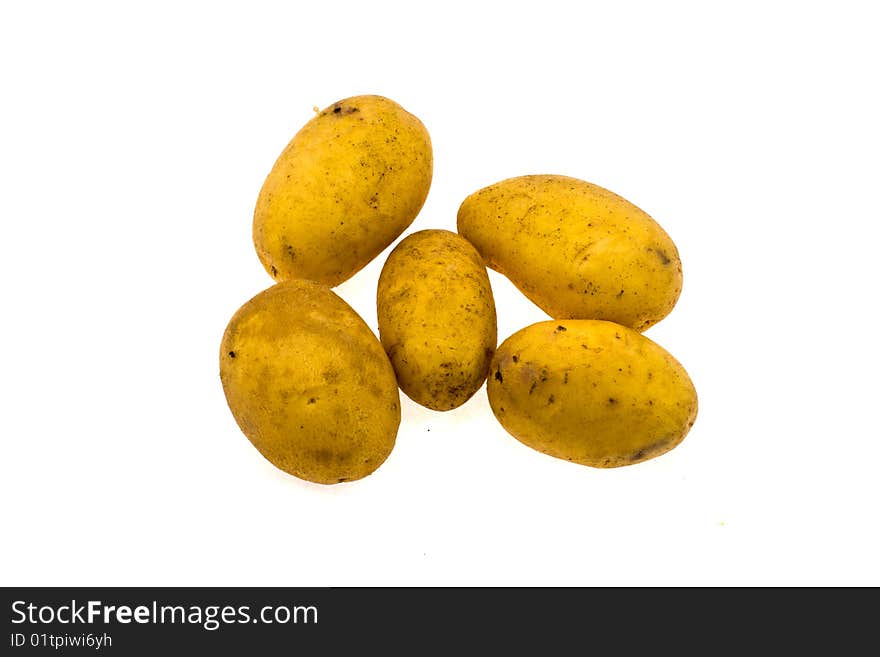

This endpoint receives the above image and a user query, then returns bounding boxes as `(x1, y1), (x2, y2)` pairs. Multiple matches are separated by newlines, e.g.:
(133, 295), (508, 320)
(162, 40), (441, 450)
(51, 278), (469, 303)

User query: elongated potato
(457, 175), (682, 330)
(377, 230), (497, 410)
(254, 95), (433, 286)
(220, 280), (400, 484)
(487, 320), (697, 468)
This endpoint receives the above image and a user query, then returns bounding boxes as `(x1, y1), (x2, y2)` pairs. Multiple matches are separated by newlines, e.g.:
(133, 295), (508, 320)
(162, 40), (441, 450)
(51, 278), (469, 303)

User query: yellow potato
(377, 229), (497, 410)
(457, 175), (682, 330)
(254, 95), (433, 286)
(219, 280), (400, 484)
(487, 320), (697, 468)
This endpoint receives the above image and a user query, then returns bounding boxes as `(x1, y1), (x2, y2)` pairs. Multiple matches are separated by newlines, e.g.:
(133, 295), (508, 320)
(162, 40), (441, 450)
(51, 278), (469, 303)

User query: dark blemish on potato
(648, 372), (653, 380)
(228, 351), (236, 358)
(631, 438), (671, 462)
(567, 282), (575, 290)
(614, 332), (621, 340)
(529, 381), (537, 395)
(299, 425), (304, 429)
(270, 265), (278, 277)
(648, 400), (654, 406)
(581, 343), (589, 349)
(311, 448), (334, 463)
(307, 398), (317, 404)
(499, 407), (505, 413)
(556, 325), (567, 332)
(563, 372), (569, 384)
(540, 368), (549, 382)
(547, 394), (555, 405)
(616, 289), (624, 299)
(494, 370), (503, 383)
(440, 362), (454, 369)
(448, 383), (465, 397)
(652, 248), (672, 265)
(337, 477), (348, 483)
(333, 106), (342, 114)
(608, 397), (618, 405)
(512, 355), (519, 363)
(286, 245), (296, 259)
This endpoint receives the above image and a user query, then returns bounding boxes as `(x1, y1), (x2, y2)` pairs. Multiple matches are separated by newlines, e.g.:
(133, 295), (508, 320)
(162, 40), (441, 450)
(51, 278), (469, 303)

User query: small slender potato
(220, 280), (400, 484)
(487, 320), (697, 468)
(254, 95), (433, 287)
(458, 175), (682, 331)
(377, 229), (497, 411)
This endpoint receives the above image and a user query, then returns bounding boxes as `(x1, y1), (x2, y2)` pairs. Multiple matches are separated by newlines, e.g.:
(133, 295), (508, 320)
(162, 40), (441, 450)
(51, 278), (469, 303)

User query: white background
(1, 1), (878, 586)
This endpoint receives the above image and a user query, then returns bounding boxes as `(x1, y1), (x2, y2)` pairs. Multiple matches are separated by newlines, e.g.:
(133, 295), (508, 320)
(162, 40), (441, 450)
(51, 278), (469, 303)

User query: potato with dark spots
(220, 280), (400, 484)
(254, 95), (433, 287)
(457, 175), (682, 330)
(377, 230), (497, 411)
(487, 320), (697, 468)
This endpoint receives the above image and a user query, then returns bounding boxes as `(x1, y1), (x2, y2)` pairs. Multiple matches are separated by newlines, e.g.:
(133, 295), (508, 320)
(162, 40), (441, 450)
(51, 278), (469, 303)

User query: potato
(457, 175), (682, 331)
(219, 280), (400, 484)
(377, 229), (497, 411)
(487, 320), (697, 468)
(254, 95), (432, 287)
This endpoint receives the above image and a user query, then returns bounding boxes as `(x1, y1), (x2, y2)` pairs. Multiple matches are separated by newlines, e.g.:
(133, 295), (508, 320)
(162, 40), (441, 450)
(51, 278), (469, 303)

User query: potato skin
(487, 320), (697, 468)
(220, 280), (400, 484)
(377, 230), (497, 411)
(457, 175), (682, 331)
(254, 95), (433, 287)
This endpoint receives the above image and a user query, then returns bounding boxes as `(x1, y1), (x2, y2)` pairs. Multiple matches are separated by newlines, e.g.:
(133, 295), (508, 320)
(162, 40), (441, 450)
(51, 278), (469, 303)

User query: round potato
(254, 95), (433, 287)
(487, 320), (697, 468)
(220, 280), (400, 484)
(377, 229), (497, 411)
(457, 175), (682, 331)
